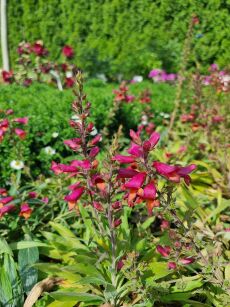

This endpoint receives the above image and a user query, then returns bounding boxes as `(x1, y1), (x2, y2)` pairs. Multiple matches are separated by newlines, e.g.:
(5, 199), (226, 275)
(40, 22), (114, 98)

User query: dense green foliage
(0, 80), (175, 182)
(6, 0), (230, 77)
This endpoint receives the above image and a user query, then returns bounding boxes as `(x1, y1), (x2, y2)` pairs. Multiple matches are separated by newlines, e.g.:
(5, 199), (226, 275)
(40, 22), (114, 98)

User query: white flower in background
(163, 113), (170, 119)
(52, 132), (59, 138)
(133, 75), (143, 83)
(10, 160), (24, 170)
(45, 178), (51, 184)
(66, 71), (73, 78)
(141, 115), (148, 125)
(71, 114), (81, 123)
(90, 126), (98, 136)
(44, 146), (56, 155)
(96, 73), (107, 83)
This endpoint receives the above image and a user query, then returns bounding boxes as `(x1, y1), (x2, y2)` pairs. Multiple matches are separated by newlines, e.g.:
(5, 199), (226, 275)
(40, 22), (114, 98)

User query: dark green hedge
(8, 0), (230, 77)
(5, 0), (230, 76)
(0, 80), (175, 183)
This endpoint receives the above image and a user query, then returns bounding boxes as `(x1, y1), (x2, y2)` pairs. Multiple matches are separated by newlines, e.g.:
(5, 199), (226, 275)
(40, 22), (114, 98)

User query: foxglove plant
(51, 72), (198, 305)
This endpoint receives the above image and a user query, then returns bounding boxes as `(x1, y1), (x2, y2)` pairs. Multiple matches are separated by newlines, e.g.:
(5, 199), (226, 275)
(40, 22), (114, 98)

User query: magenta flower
(19, 203), (33, 219)
(65, 77), (75, 88)
(0, 204), (16, 218)
(64, 186), (85, 210)
(2, 70), (14, 83)
(168, 262), (177, 269)
(0, 188), (7, 196)
(153, 162), (196, 185)
(93, 201), (104, 212)
(156, 245), (171, 257)
(113, 218), (122, 228)
(0, 196), (14, 206)
(13, 117), (29, 125)
(89, 146), (100, 158)
(137, 182), (157, 215)
(124, 172), (146, 205)
(62, 45), (74, 58)
(179, 257), (195, 265)
(28, 192), (37, 199)
(32, 42), (47, 56)
(64, 138), (82, 150)
(118, 168), (138, 179)
(15, 128), (26, 139)
(113, 155), (136, 164)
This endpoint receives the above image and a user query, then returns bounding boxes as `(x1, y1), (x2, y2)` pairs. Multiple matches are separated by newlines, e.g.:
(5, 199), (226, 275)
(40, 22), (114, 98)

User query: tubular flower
(64, 186), (85, 210)
(19, 203), (33, 219)
(0, 204), (16, 218)
(13, 117), (29, 125)
(137, 182), (157, 216)
(15, 128), (26, 139)
(124, 172), (146, 206)
(156, 245), (171, 257)
(0, 196), (14, 207)
(153, 162), (196, 185)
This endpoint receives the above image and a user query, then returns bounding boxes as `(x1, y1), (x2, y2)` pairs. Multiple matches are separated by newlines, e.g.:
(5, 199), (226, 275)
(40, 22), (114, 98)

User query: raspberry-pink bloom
(0, 119), (9, 131)
(0, 188), (7, 196)
(149, 131), (160, 148)
(156, 245), (171, 257)
(5, 109), (14, 115)
(179, 257), (195, 265)
(130, 129), (141, 144)
(137, 182), (157, 215)
(64, 187), (84, 210)
(2, 70), (14, 83)
(89, 146), (100, 158)
(15, 128), (26, 139)
(124, 172), (146, 205)
(88, 134), (102, 146)
(168, 262), (177, 269)
(28, 192), (37, 199)
(13, 117), (29, 125)
(0, 196), (14, 206)
(124, 172), (146, 190)
(153, 162), (196, 185)
(127, 143), (143, 158)
(71, 159), (91, 170)
(113, 218), (122, 228)
(113, 155), (136, 164)
(93, 201), (104, 212)
(62, 45), (74, 58)
(65, 77), (75, 88)
(0, 204), (15, 218)
(64, 138), (82, 150)
(42, 197), (49, 204)
(32, 42), (47, 56)
(117, 168), (138, 179)
(91, 174), (106, 191)
(19, 203), (32, 219)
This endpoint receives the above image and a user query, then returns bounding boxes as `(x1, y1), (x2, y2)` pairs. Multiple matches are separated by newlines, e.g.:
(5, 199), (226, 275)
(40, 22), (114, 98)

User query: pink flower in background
(2, 70), (14, 83)
(179, 257), (195, 265)
(28, 192), (37, 199)
(65, 77), (75, 88)
(156, 245), (171, 257)
(15, 128), (26, 139)
(13, 117), (29, 125)
(32, 41), (47, 56)
(0, 204), (16, 218)
(0, 196), (14, 206)
(168, 262), (177, 269)
(62, 45), (74, 58)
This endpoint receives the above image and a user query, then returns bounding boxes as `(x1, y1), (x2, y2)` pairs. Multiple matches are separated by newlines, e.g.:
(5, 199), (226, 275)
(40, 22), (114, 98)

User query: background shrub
(4, 0), (230, 77)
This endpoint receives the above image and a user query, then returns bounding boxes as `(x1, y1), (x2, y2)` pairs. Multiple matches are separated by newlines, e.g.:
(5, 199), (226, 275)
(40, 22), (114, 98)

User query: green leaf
(18, 244), (39, 294)
(49, 291), (104, 303)
(147, 262), (172, 281)
(10, 241), (48, 250)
